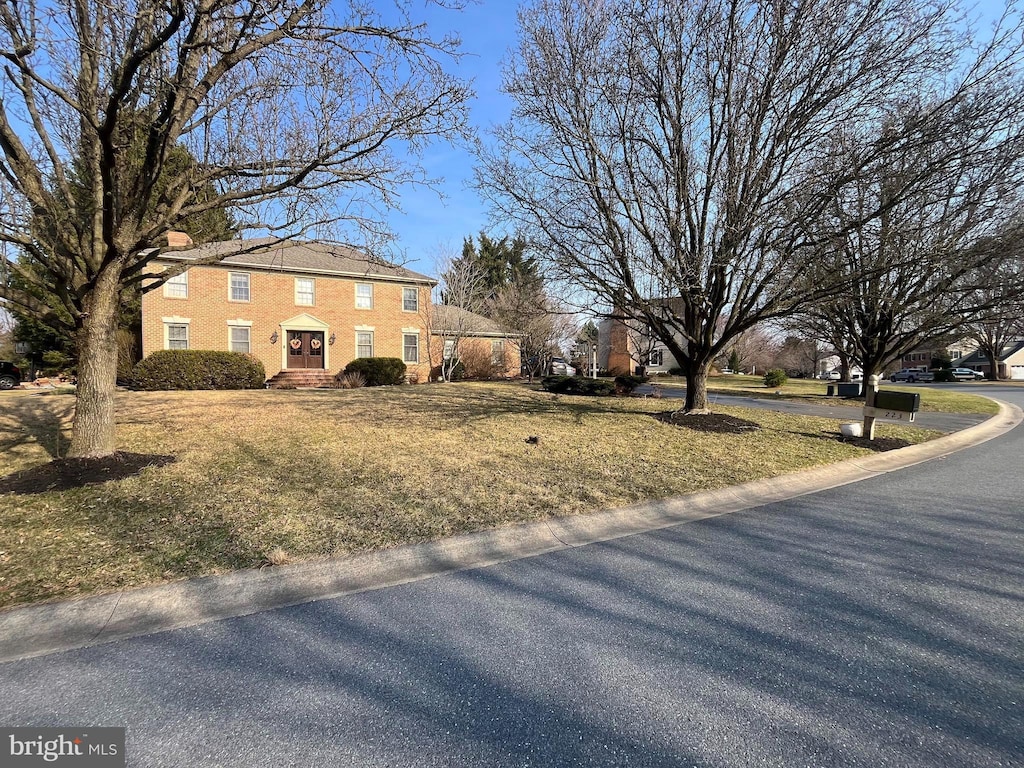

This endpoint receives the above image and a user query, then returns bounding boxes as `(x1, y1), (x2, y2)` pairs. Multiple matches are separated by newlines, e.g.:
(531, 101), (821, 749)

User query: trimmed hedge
(131, 350), (266, 390)
(541, 375), (616, 396)
(763, 368), (788, 387)
(344, 357), (407, 386)
(932, 368), (957, 382)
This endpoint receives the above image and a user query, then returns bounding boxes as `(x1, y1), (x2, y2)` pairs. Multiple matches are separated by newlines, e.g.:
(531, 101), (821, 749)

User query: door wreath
(310, 338), (322, 350)
(289, 337), (302, 350)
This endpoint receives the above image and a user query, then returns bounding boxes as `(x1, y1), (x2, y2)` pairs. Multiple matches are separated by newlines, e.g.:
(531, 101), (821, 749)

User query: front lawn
(0, 382), (942, 608)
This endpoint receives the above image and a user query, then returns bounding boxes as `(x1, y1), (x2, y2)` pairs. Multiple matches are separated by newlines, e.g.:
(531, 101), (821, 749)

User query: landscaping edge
(1, 398), (1020, 664)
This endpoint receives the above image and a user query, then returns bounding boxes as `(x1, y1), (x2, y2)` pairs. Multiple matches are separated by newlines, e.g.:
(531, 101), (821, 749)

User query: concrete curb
(1, 399), (1020, 664)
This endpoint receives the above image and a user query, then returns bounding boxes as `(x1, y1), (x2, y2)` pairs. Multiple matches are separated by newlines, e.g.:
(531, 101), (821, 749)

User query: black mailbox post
(873, 390), (920, 413)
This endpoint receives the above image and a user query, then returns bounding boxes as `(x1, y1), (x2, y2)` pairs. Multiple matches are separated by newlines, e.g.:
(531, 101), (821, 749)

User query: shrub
(614, 374), (649, 394)
(460, 344), (504, 380)
(131, 350), (266, 390)
(668, 366), (684, 376)
(343, 357), (406, 386)
(541, 375), (616, 396)
(762, 368), (788, 388)
(932, 368), (956, 382)
(334, 371), (367, 389)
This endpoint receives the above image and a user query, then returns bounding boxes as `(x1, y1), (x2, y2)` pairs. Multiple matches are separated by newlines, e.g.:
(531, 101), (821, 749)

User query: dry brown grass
(0, 382), (940, 608)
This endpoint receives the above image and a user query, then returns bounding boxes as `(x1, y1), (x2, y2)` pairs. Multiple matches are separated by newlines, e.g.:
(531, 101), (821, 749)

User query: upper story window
(355, 283), (373, 309)
(403, 287), (419, 312)
(295, 278), (315, 306)
(648, 349), (664, 367)
(163, 270), (188, 299)
(229, 272), (250, 302)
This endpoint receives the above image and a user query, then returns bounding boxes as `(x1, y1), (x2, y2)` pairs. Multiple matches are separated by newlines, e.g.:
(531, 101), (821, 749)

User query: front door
(287, 331), (325, 369)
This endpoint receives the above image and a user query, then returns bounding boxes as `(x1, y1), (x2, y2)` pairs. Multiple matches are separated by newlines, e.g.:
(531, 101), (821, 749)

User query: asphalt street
(0, 385), (1021, 767)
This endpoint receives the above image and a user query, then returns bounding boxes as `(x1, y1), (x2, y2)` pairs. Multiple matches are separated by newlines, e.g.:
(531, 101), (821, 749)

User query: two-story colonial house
(142, 236), (442, 385)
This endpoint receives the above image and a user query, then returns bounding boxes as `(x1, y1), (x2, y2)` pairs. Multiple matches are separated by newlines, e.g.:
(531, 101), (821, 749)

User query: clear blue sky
(382, 1), (520, 277)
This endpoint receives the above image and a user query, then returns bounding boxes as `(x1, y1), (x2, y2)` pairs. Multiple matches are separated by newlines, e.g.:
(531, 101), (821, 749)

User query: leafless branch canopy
(478, 0), (1024, 407)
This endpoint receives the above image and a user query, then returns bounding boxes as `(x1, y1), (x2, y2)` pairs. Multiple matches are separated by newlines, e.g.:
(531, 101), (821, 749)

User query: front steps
(267, 369), (336, 389)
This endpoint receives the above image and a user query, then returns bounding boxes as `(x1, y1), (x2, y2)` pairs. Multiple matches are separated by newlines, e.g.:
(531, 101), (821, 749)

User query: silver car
(549, 357), (577, 376)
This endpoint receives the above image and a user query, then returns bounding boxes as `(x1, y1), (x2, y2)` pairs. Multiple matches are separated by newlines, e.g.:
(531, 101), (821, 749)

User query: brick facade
(142, 259), (435, 381)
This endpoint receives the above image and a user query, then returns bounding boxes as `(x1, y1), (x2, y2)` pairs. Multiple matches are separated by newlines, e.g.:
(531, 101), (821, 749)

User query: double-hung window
(403, 334), (419, 364)
(167, 324), (189, 349)
(229, 272), (250, 302)
(295, 278), (315, 306)
(356, 331), (374, 358)
(164, 271), (188, 299)
(402, 287), (418, 312)
(491, 340), (504, 366)
(229, 326), (251, 353)
(355, 283), (373, 309)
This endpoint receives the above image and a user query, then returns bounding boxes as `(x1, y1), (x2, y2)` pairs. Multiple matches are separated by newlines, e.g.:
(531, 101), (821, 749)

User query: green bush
(762, 368), (788, 387)
(668, 366), (684, 376)
(343, 357), (407, 386)
(131, 350), (266, 390)
(932, 368), (956, 382)
(541, 375), (616, 396)
(614, 374), (649, 394)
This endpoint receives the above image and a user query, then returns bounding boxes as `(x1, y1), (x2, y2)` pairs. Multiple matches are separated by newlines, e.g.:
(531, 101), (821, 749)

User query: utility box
(837, 382), (863, 398)
(874, 390), (920, 413)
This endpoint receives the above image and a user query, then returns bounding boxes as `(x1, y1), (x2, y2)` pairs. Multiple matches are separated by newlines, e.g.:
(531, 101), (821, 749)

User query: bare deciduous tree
(0, 0), (470, 456)
(961, 255), (1024, 379)
(424, 252), (489, 382)
(489, 280), (575, 382)
(478, 0), (1024, 413)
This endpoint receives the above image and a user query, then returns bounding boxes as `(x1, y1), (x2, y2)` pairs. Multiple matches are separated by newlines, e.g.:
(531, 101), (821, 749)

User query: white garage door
(1011, 365), (1024, 380)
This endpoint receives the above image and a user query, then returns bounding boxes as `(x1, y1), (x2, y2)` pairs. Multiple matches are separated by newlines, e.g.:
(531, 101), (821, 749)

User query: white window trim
(227, 320), (253, 354)
(162, 316), (191, 350)
(228, 271), (251, 303)
(163, 270), (188, 299)
(355, 282), (373, 309)
(355, 329), (375, 359)
(403, 332), (420, 364)
(402, 287), (419, 313)
(295, 277), (315, 307)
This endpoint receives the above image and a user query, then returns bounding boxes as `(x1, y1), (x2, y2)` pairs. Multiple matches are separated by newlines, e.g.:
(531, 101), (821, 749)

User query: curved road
(0, 386), (1021, 767)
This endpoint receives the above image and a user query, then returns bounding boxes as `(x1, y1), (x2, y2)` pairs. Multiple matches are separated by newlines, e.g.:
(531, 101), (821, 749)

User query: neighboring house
(142, 236), (437, 385)
(955, 340), (1024, 380)
(597, 310), (681, 375)
(426, 304), (520, 379)
(900, 338), (975, 371)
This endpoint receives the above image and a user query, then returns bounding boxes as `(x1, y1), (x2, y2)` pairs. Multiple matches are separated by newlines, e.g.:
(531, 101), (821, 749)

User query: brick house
(141, 236), (518, 385)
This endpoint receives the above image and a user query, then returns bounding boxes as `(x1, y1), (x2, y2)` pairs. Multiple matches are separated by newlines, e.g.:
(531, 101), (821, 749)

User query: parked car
(719, 368), (736, 375)
(890, 368), (934, 383)
(549, 357), (577, 376)
(949, 367), (985, 381)
(0, 361), (22, 390)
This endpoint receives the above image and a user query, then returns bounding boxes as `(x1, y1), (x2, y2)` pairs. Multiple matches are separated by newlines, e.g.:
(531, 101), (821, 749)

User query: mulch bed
(833, 435), (913, 452)
(654, 411), (762, 434)
(0, 452), (175, 495)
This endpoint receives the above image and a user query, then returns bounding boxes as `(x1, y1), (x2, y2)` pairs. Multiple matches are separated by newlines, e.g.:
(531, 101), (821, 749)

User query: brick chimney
(166, 231), (194, 248)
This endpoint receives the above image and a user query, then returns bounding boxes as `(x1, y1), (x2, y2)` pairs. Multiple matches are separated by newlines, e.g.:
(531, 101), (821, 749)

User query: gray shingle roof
(957, 340), (1024, 365)
(430, 305), (511, 336)
(160, 238), (435, 284)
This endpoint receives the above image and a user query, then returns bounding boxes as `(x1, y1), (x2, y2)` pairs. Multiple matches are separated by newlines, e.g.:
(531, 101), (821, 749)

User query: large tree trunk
(683, 360), (712, 413)
(984, 349), (999, 380)
(68, 271), (122, 458)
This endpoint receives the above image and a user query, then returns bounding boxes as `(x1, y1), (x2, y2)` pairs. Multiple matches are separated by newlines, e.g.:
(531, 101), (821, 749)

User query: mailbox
(874, 390), (920, 413)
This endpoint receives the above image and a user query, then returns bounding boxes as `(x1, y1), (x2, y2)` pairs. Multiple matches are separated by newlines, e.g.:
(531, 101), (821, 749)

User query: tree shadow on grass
(0, 393), (75, 459)
(0, 452), (176, 494)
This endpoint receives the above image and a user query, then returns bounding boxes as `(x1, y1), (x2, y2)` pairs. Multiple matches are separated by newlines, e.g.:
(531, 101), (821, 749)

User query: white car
(549, 357), (577, 376)
(890, 368), (934, 383)
(949, 367), (984, 381)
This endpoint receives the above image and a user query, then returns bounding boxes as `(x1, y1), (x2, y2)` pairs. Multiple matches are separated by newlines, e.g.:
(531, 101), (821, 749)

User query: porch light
(329, 333), (336, 345)
(270, 331), (279, 344)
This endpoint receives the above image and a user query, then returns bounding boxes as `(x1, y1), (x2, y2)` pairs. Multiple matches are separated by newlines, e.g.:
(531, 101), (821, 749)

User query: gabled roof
(158, 237), (435, 284)
(430, 305), (515, 337)
(957, 340), (1024, 365)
